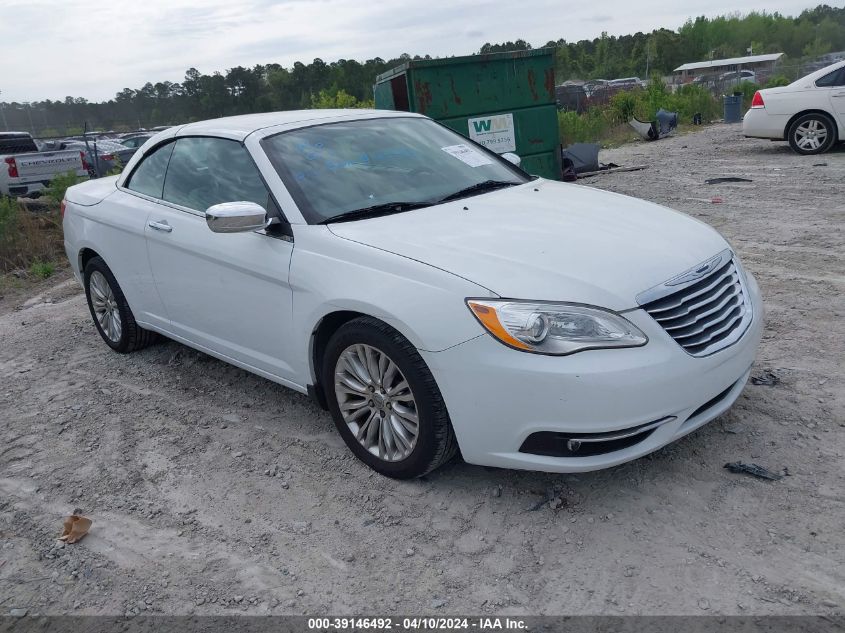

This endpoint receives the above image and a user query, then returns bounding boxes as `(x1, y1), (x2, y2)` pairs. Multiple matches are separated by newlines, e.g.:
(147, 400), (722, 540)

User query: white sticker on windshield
(441, 144), (493, 167)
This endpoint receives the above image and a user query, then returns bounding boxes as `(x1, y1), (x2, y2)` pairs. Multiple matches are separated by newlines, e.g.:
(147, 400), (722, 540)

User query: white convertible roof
(174, 109), (420, 141)
(674, 53), (783, 73)
(118, 109), (425, 182)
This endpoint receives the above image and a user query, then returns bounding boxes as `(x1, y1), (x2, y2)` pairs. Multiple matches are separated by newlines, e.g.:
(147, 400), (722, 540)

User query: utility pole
(0, 89), (7, 131)
(23, 103), (34, 135)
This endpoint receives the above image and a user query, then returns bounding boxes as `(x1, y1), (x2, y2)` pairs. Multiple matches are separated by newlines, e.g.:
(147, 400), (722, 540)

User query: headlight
(466, 299), (648, 355)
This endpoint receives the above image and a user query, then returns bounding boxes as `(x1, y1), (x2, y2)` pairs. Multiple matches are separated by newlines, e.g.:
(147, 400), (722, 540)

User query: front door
(817, 64), (845, 128)
(827, 72), (845, 127)
(144, 136), (297, 384)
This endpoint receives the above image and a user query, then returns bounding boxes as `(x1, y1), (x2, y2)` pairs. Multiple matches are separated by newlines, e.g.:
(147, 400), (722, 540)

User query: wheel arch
(784, 109), (839, 142)
(308, 310), (361, 409)
(78, 247), (102, 275)
(77, 247), (144, 320)
(307, 309), (424, 410)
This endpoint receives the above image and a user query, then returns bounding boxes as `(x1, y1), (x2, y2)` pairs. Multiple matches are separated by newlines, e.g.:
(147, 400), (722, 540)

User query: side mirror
(502, 152), (522, 167)
(206, 201), (269, 233)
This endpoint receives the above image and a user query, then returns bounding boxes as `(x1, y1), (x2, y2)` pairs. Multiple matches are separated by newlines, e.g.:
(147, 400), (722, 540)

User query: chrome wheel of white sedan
(788, 113), (836, 155)
(794, 120), (827, 151)
(334, 344), (419, 461)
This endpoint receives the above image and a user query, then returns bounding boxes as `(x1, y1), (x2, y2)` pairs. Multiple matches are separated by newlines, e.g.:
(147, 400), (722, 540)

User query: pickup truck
(1, 132), (88, 197)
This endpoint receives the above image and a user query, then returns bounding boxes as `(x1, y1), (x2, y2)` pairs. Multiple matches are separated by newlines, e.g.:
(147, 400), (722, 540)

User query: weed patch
(0, 197), (64, 272)
(559, 78), (722, 146)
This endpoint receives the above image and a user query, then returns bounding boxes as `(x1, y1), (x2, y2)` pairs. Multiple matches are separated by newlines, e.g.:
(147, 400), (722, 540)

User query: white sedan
(63, 110), (763, 478)
(743, 59), (845, 154)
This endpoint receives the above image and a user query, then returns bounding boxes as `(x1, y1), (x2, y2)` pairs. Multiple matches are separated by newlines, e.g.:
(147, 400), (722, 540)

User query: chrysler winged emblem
(665, 252), (726, 286)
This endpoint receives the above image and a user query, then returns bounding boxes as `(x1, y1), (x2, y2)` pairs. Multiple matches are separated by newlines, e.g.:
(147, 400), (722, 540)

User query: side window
(816, 67), (845, 87)
(162, 137), (272, 213)
(125, 141), (175, 198)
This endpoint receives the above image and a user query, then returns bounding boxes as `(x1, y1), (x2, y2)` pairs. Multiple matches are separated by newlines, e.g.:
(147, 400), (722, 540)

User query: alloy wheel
(793, 119), (828, 152)
(334, 344), (419, 462)
(89, 270), (122, 343)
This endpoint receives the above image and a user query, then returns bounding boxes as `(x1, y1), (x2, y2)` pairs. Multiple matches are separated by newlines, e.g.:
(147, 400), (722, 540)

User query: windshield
(260, 117), (529, 224)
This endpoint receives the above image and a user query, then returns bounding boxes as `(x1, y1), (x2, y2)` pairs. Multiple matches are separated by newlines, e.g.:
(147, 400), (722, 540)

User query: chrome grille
(639, 252), (752, 357)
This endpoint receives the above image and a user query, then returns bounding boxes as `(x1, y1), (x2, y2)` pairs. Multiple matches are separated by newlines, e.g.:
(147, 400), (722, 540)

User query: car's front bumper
(421, 272), (764, 473)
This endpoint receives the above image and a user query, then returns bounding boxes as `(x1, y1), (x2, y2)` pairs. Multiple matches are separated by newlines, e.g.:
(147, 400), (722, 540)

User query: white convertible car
(743, 59), (845, 154)
(63, 110), (763, 478)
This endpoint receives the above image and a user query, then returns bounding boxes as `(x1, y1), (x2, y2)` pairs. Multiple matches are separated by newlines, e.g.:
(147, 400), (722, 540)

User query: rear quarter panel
(763, 87), (828, 117)
(63, 185), (167, 327)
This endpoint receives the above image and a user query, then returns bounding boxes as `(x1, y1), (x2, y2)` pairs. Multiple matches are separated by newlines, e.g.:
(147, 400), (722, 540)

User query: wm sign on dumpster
(374, 49), (561, 180)
(468, 113), (516, 153)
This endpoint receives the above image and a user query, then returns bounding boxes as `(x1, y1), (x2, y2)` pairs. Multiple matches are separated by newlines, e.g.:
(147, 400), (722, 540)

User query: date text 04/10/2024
(306, 617), (527, 630)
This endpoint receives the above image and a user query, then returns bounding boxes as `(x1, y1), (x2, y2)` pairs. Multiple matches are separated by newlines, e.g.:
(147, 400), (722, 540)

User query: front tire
(788, 113), (836, 155)
(83, 256), (157, 353)
(322, 317), (458, 478)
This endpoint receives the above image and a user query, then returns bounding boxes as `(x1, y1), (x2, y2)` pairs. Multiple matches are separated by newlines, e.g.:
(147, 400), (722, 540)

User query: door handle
(832, 93), (845, 98)
(148, 220), (172, 233)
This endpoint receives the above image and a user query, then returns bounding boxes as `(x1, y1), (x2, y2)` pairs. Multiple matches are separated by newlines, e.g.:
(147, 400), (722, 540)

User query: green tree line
(1, 4), (843, 136)
(486, 5), (845, 82)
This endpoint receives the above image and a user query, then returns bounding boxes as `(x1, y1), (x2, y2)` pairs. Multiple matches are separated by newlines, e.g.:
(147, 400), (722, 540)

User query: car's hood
(327, 180), (729, 310)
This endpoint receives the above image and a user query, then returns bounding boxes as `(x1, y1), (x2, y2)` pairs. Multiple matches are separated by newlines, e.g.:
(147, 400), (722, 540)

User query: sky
(0, 0), (819, 103)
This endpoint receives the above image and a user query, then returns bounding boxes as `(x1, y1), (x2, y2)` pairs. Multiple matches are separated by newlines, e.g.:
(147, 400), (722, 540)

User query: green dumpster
(374, 48), (561, 180)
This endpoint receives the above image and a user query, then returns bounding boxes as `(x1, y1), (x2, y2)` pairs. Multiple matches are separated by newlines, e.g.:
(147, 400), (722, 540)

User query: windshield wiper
(435, 180), (519, 203)
(318, 201), (431, 224)
(318, 181), (519, 224)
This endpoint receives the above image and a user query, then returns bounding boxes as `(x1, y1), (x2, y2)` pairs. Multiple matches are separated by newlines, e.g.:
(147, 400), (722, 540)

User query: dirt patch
(1, 124), (843, 616)
(0, 265), (74, 317)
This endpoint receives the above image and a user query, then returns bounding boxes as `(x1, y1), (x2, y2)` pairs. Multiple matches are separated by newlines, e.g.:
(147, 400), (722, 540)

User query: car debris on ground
(705, 177), (753, 184)
(561, 142), (646, 180)
(751, 370), (781, 386)
(561, 142), (604, 179)
(629, 109), (679, 140)
(724, 462), (785, 481)
(577, 164), (648, 178)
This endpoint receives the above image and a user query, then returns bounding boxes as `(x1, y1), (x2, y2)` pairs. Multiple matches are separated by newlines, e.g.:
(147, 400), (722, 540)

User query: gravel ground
(1, 123), (843, 617)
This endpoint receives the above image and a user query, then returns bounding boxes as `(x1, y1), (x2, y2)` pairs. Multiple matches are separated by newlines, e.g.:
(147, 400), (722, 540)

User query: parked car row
(63, 139), (141, 176)
(692, 69), (758, 86)
(556, 77), (648, 113)
(1, 128), (163, 196)
(1, 131), (88, 197)
(36, 131), (156, 177)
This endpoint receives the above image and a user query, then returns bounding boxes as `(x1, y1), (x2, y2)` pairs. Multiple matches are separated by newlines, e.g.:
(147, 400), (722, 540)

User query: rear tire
(787, 112), (836, 155)
(322, 317), (458, 479)
(83, 256), (157, 353)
